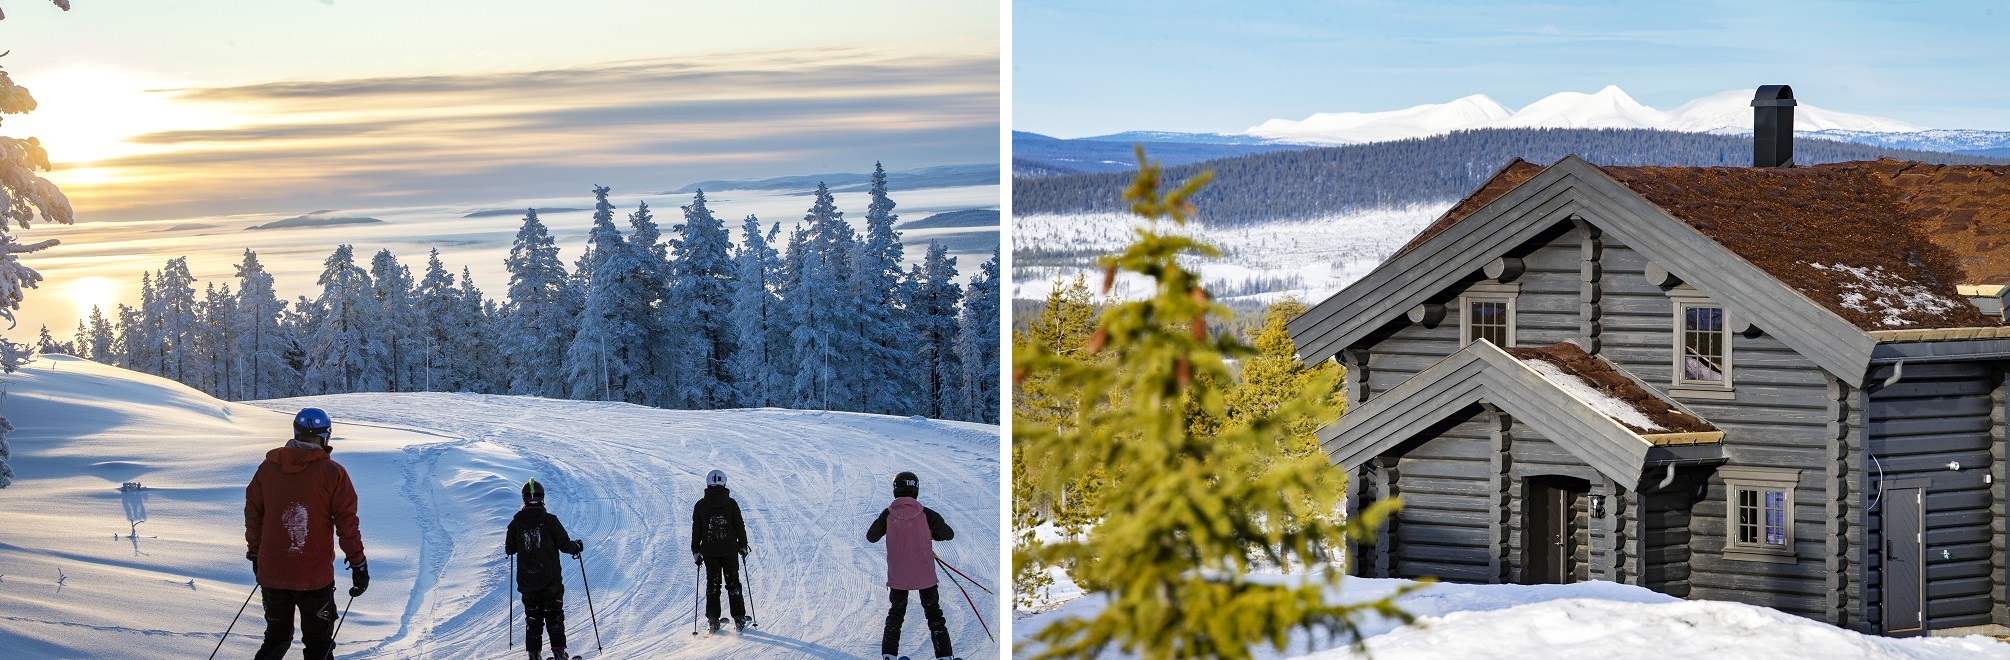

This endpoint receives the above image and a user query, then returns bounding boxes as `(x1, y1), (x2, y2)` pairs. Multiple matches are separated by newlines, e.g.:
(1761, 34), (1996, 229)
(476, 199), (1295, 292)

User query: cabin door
(1882, 482), (1928, 635)
(1524, 476), (1589, 584)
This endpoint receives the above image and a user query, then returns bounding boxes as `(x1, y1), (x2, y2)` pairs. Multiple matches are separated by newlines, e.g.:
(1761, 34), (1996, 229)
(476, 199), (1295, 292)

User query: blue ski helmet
(294, 407), (333, 439)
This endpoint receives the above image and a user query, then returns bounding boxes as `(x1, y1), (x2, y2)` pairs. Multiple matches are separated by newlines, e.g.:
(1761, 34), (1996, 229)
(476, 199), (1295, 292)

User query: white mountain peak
(1245, 86), (1927, 144)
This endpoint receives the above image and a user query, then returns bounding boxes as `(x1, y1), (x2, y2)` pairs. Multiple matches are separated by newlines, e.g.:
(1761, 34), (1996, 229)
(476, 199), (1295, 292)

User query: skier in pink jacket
(866, 471), (956, 660)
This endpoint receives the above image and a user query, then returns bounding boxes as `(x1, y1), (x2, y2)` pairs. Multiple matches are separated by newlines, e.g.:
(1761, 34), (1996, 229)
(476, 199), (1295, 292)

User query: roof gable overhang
(1289, 156), (1881, 387)
(1323, 340), (1716, 484)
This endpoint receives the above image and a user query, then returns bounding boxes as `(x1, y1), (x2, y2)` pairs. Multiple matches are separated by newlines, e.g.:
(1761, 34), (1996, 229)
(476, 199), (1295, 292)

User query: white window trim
(1460, 283), (1519, 348)
(1669, 289), (1734, 399)
(1721, 466), (1799, 564)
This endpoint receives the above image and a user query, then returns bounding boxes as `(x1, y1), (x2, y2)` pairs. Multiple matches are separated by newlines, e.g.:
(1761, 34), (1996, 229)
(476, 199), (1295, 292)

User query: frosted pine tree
(303, 245), (373, 394)
(367, 249), (420, 391)
(155, 258), (200, 386)
(624, 201), (679, 407)
(415, 249), (458, 391)
(83, 305), (112, 363)
(906, 242), (962, 419)
(0, 63), (76, 491)
(128, 272), (163, 375)
(110, 303), (141, 370)
(787, 184), (858, 410)
(565, 189), (652, 401)
(33, 323), (56, 354)
(673, 190), (738, 408)
(503, 209), (577, 398)
(232, 250), (295, 400)
(955, 249), (1000, 423)
(455, 268), (499, 393)
(729, 217), (785, 407)
(850, 163), (913, 414)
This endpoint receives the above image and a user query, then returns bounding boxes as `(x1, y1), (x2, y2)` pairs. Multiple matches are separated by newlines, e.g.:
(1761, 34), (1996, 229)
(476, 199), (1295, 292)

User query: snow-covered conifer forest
(37, 166), (1002, 424)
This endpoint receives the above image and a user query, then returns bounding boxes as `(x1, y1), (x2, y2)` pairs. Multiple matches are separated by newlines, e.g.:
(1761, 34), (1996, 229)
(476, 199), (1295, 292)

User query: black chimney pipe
(1752, 84), (1796, 168)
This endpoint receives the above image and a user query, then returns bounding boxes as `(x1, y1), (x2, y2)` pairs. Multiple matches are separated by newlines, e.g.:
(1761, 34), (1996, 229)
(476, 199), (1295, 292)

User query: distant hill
(898, 209), (999, 230)
(462, 207), (585, 218)
(1013, 127), (2010, 227)
(1961, 147), (2010, 159)
(908, 230), (998, 255)
(245, 214), (383, 231)
(1012, 131), (1304, 177)
(668, 164), (996, 195)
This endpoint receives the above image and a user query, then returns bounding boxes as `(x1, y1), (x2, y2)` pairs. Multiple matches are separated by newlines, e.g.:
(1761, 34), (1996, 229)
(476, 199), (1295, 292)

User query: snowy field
(0, 355), (1000, 659)
(16, 183), (999, 338)
(1011, 205), (1447, 306)
(1015, 568), (2010, 659)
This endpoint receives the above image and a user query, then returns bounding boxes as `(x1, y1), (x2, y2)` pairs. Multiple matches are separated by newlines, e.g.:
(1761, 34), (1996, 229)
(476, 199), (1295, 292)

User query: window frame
(1720, 466), (1800, 564)
(1669, 289), (1734, 399)
(1459, 283), (1519, 348)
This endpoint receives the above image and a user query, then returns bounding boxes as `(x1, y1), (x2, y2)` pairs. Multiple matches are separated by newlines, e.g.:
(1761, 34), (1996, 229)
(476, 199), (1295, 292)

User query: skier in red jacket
(867, 471), (956, 660)
(244, 407), (367, 660)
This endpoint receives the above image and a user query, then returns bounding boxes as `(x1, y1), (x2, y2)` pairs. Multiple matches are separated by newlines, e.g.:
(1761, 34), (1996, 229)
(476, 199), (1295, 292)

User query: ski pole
(208, 582), (260, 660)
(691, 562), (702, 636)
(934, 554), (993, 595)
(323, 593), (355, 660)
(739, 553), (757, 628)
(938, 561), (992, 642)
(576, 553), (603, 651)
(508, 551), (515, 649)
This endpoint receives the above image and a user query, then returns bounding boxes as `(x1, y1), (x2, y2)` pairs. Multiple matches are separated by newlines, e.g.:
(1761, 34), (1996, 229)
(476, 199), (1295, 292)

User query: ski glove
(348, 559), (369, 597)
(738, 545), (749, 557)
(246, 550), (257, 574)
(562, 539), (584, 557)
(694, 553), (704, 566)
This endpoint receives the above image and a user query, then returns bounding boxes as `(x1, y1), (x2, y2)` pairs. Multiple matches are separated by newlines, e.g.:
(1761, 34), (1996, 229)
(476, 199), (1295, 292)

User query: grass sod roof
(1400, 157), (2009, 331)
(1505, 343), (1717, 436)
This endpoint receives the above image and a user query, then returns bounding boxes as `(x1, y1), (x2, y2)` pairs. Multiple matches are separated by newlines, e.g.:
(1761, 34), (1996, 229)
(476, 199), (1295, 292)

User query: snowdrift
(0, 355), (1000, 658)
(1015, 572), (2010, 659)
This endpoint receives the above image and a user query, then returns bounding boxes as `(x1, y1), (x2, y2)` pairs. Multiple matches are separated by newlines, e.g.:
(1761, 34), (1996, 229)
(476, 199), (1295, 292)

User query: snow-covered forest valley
(0, 354), (1001, 658)
(31, 168), (1002, 426)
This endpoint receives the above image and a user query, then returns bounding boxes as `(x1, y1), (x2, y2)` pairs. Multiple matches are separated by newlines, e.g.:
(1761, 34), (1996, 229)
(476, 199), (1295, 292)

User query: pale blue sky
(1013, 0), (2010, 137)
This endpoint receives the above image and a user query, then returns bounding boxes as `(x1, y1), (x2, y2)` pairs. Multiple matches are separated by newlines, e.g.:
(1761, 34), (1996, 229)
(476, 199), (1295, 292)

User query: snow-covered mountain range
(1086, 86), (2010, 154)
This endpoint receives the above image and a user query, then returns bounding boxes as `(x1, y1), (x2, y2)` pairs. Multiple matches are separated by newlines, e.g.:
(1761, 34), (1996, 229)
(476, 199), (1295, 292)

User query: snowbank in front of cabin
(0, 355), (1000, 659)
(1015, 567), (2010, 659)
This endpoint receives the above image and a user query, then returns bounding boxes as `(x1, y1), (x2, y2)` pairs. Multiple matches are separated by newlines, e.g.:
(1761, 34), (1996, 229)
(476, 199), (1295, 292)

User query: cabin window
(1720, 466), (1799, 563)
(1669, 294), (1733, 399)
(1459, 290), (1516, 347)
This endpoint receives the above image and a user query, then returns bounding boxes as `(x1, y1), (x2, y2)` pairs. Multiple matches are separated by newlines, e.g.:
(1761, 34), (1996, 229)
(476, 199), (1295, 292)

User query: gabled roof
(1323, 340), (1718, 484)
(1289, 156), (1887, 386)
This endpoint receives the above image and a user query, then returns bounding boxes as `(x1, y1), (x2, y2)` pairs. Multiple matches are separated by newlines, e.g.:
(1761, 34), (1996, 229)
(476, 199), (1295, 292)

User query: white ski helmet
(707, 469), (727, 487)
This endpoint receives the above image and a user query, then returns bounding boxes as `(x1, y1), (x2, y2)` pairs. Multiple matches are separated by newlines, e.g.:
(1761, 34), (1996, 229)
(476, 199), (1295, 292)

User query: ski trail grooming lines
(576, 553), (602, 652)
(207, 582), (260, 660)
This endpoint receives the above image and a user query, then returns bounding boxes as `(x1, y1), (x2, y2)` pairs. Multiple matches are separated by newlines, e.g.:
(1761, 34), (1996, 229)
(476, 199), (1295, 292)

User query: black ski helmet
(893, 471), (919, 498)
(522, 478), (545, 504)
(294, 407), (332, 440)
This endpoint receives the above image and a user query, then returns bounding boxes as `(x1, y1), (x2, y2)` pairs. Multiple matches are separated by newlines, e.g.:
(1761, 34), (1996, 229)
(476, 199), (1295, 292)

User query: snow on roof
(1505, 343), (1716, 436)
(1805, 262), (1964, 328)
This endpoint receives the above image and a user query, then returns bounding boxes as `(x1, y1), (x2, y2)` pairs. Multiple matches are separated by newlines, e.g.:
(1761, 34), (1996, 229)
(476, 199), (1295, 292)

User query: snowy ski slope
(0, 355), (1000, 658)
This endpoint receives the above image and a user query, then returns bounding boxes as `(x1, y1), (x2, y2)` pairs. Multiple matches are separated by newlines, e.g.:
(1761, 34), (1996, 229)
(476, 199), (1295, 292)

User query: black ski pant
(522, 583), (568, 657)
(702, 554), (747, 623)
(253, 583), (337, 660)
(881, 586), (952, 659)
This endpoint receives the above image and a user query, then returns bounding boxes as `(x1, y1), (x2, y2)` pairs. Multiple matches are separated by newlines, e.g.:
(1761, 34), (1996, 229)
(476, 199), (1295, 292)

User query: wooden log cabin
(1287, 85), (2010, 637)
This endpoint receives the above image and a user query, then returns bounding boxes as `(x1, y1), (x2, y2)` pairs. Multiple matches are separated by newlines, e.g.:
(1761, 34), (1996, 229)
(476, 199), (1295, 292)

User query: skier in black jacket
(507, 478), (583, 660)
(692, 469), (751, 632)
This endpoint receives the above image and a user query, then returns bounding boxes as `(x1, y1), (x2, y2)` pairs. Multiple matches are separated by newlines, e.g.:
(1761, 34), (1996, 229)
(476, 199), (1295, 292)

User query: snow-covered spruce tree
(455, 268), (500, 393)
(414, 249), (459, 391)
(302, 245), (373, 394)
(110, 303), (140, 370)
(0, 36), (75, 487)
(673, 191), (738, 408)
(83, 305), (111, 362)
(232, 250), (294, 399)
(503, 209), (577, 398)
(623, 201), (678, 407)
(565, 189), (652, 402)
(955, 248), (1000, 423)
(729, 217), (785, 407)
(849, 163), (914, 415)
(33, 323), (55, 354)
(197, 282), (236, 396)
(786, 183), (858, 411)
(155, 257), (199, 386)
(127, 271), (162, 375)
(906, 241), (961, 419)
(1013, 153), (1408, 659)
(367, 249), (420, 392)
